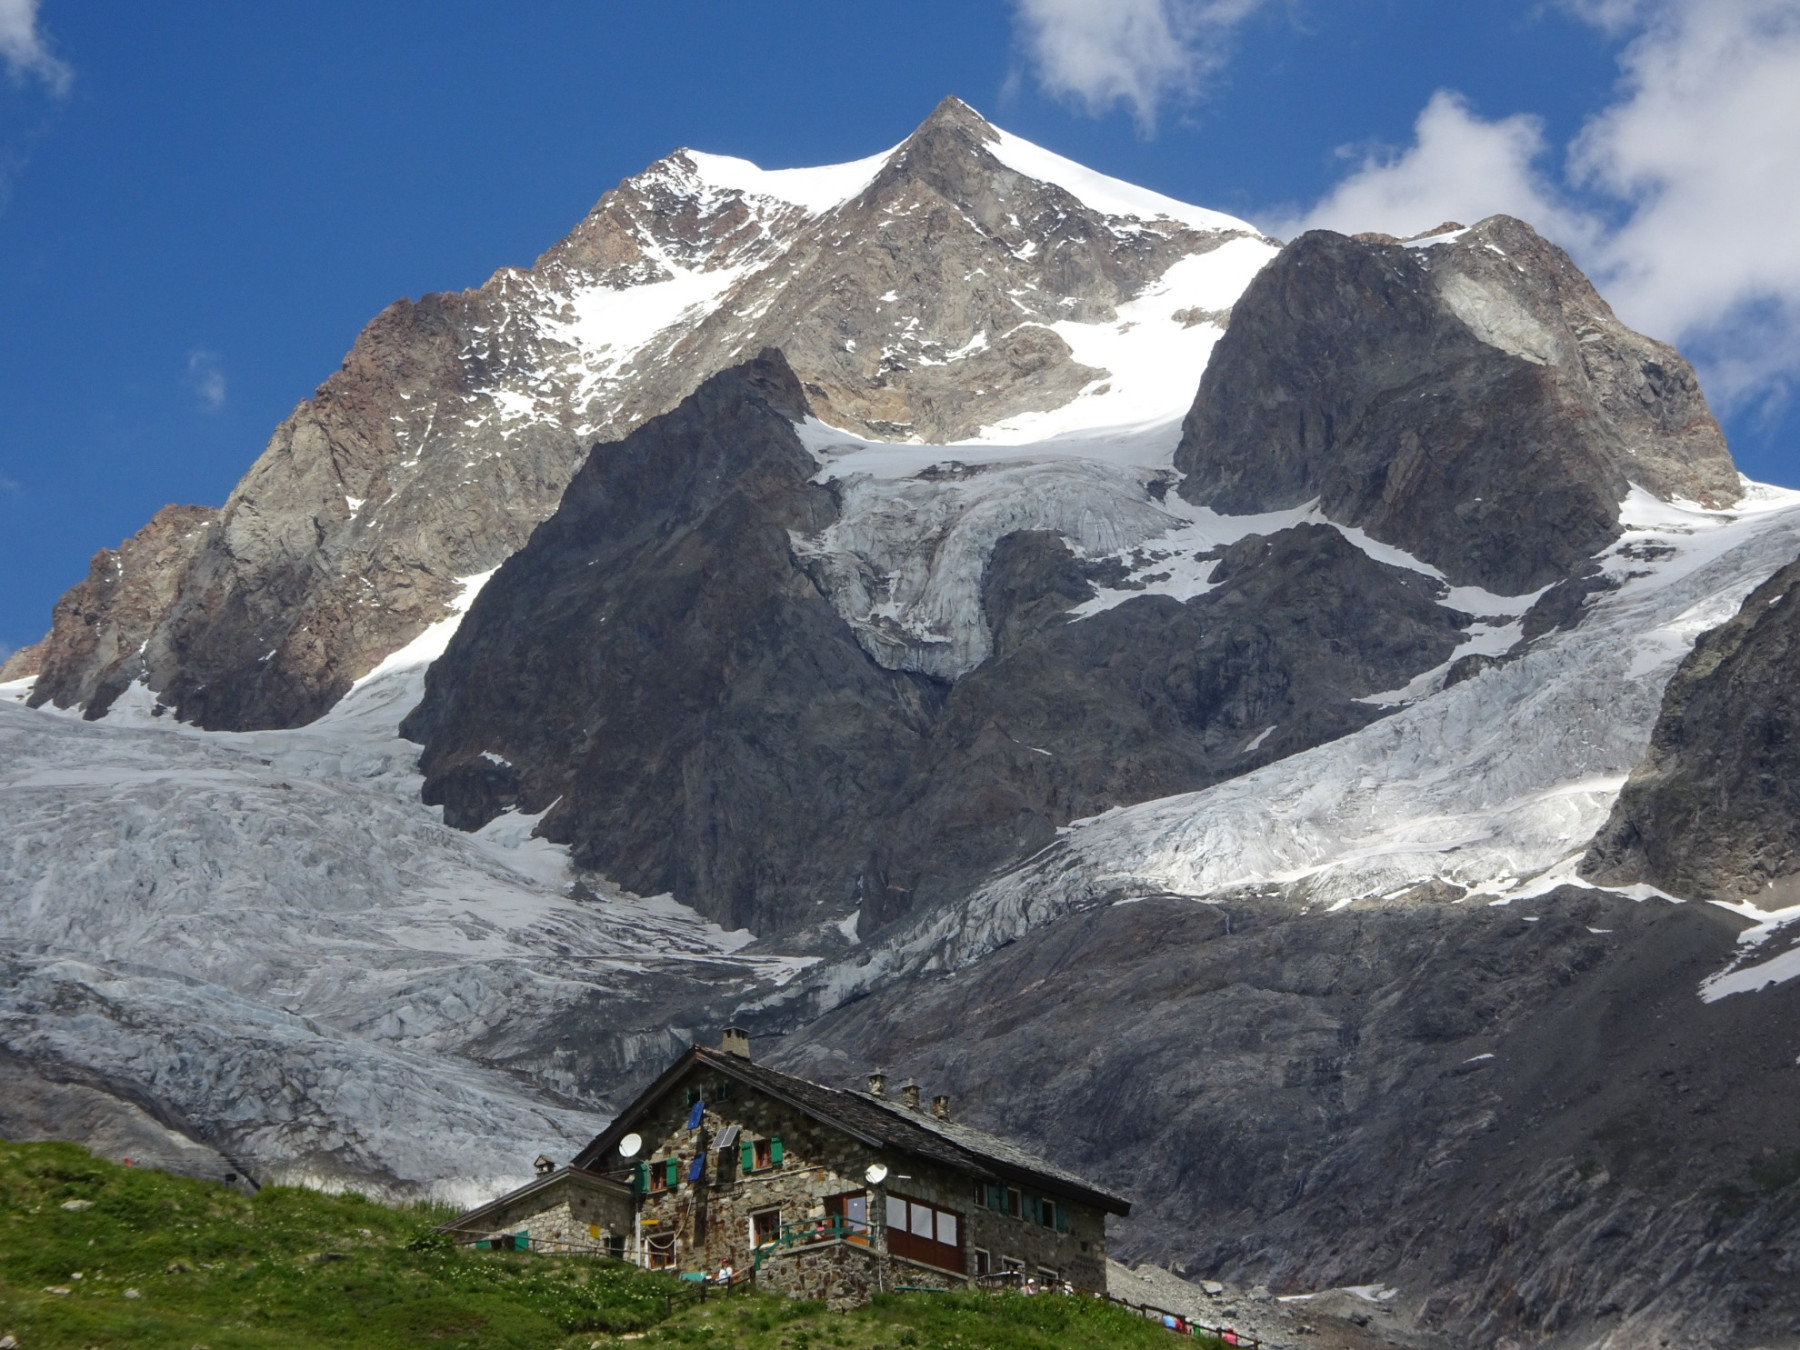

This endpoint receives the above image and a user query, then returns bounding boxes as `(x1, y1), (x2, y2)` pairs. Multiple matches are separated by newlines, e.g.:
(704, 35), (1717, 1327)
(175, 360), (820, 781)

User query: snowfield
(0, 585), (805, 1204)
(8, 113), (1800, 1204)
(788, 479), (1800, 1011)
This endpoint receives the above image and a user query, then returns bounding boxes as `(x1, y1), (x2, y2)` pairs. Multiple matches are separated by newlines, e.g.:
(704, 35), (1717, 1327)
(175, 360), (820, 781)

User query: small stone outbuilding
(444, 1029), (1130, 1308)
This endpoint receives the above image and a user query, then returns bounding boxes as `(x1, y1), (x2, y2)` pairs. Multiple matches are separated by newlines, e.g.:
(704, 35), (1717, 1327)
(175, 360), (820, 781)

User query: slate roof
(438, 1164), (630, 1235)
(571, 1046), (1131, 1216)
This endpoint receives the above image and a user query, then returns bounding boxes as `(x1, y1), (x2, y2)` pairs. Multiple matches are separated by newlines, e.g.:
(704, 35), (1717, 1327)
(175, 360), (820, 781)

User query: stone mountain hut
(442, 1029), (1130, 1308)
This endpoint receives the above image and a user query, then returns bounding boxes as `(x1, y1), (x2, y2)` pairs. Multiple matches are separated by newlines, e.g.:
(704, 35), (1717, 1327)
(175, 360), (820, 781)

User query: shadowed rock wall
(1175, 216), (1737, 594)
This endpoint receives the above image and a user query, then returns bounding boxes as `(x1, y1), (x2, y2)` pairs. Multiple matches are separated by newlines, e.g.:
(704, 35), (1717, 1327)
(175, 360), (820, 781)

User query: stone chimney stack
(901, 1080), (921, 1111)
(932, 1094), (950, 1121)
(719, 1027), (751, 1060)
(868, 1070), (887, 1098)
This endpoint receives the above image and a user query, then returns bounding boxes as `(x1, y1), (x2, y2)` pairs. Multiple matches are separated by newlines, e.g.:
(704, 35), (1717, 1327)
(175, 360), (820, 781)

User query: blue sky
(2, 0), (1797, 657)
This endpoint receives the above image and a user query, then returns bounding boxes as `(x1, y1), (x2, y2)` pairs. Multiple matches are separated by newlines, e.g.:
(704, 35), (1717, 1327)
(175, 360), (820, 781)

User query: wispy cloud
(1270, 91), (1598, 251)
(0, 0), (71, 96)
(187, 349), (227, 413)
(1012, 0), (1267, 132)
(1271, 0), (1800, 413)
(0, 474), (19, 495)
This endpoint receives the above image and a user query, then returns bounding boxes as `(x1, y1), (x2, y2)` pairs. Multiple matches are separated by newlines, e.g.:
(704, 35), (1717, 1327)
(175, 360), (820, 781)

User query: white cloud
(1013, 0), (1266, 130)
(188, 350), (227, 412)
(1571, 0), (1800, 400)
(1271, 0), (1800, 412)
(1273, 91), (1599, 252)
(0, 0), (71, 95)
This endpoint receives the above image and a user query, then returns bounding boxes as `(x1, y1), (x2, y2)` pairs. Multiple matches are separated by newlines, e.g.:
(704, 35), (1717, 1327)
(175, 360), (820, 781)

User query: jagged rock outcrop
(1583, 553), (1800, 900)
(23, 97), (1266, 731)
(405, 354), (1473, 935)
(402, 351), (940, 936)
(22, 504), (216, 716)
(1175, 215), (1738, 594)
(0, 641), (42, 682)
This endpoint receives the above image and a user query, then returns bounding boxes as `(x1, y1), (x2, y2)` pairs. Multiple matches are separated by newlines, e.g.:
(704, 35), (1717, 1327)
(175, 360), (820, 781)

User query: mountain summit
(8, 99), (1800, 1350)
(14, 97), (1268, 731)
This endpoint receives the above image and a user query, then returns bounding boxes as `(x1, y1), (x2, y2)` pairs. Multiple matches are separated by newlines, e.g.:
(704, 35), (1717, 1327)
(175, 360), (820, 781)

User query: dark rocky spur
(1176, 215), (1737, 595)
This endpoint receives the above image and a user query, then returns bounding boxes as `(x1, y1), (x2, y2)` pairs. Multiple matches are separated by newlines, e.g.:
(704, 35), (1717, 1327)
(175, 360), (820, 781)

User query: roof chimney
(719, 1027), (751, 1060)
(932, 1094), (951, 1121)
(534, 1154), (556, 1176)
(868, 1070), (886, 1098)
(901, 1080), (921, 1111)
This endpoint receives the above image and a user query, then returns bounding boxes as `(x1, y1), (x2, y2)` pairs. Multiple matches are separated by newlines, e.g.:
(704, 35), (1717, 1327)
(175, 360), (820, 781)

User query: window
(649, 1160), (669, 1192)
(1038, 1267), (1060, 1284)
(1039, 1199), (1058, 1229)
(973, 1248), (992, 1276)
(751, 1208), (782, 1249)
(1001, 1257), (1025, 1275)
(824, 1191), (870, 1241)
(887, 1195), (964, 1274)
(740, 1135), (783, 1172)
(647, 1232), (676, 1268)
(1005, 1187), (1022, 1218)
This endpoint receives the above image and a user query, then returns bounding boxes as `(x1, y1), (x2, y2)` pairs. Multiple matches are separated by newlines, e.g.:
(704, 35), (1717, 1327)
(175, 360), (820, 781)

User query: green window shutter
(986, 1184), (1000, 1211)
(1056, 1204), (1068, 1233)
(770, 1135), (784, 1166)
(665, 1158), (679, 1188)
(632, 1162), (647, 1195)
(741, 1139), (755, 1172)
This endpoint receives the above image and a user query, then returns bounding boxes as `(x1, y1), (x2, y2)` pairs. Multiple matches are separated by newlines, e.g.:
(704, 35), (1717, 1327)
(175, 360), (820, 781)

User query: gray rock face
(20, 505), (216, 716)
(1583, 553), (1800, 900)
(0, 1047), (233, 1181)
(402, 352), (940, 936)
(1175, 217), (1738, 594)
(773, 888), (1800, 1350)
(23, 97), (1263, 731)
(405, 354), (1471, 935)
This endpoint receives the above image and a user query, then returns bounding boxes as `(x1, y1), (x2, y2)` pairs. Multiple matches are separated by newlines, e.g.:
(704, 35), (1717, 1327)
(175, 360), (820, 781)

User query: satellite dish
(618, 1133), (643, 1159)
(864, 1163), (888, 1186)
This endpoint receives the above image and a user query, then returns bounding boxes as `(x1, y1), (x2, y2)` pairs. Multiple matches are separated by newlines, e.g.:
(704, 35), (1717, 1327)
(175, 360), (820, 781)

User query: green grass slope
(0, 1140), (1213, 1349)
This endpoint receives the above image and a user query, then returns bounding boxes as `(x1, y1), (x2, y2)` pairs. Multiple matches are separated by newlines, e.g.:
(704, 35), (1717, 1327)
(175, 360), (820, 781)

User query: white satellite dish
(618, 1133), (643, 1159)
(864, 1163), (888, 1185)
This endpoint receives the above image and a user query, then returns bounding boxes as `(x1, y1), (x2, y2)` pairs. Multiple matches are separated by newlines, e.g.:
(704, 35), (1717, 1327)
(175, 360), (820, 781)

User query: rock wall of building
(591, 1058), (1108, 1290)
(451, 1174), (633, 1255)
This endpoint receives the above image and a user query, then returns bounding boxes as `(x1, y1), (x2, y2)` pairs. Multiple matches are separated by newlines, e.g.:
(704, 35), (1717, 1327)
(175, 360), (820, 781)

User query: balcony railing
(751, 1215), (872, 1267)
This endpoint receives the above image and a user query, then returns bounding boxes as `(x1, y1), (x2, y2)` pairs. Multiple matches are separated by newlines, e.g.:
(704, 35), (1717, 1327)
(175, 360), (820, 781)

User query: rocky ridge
(1176, 216), (1738, 594)
(2, 98), (1799, 1350)
(1584, 553), (1800, 904)
(19, 96), (1268, 731)
(402, 351), (1475, 935)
